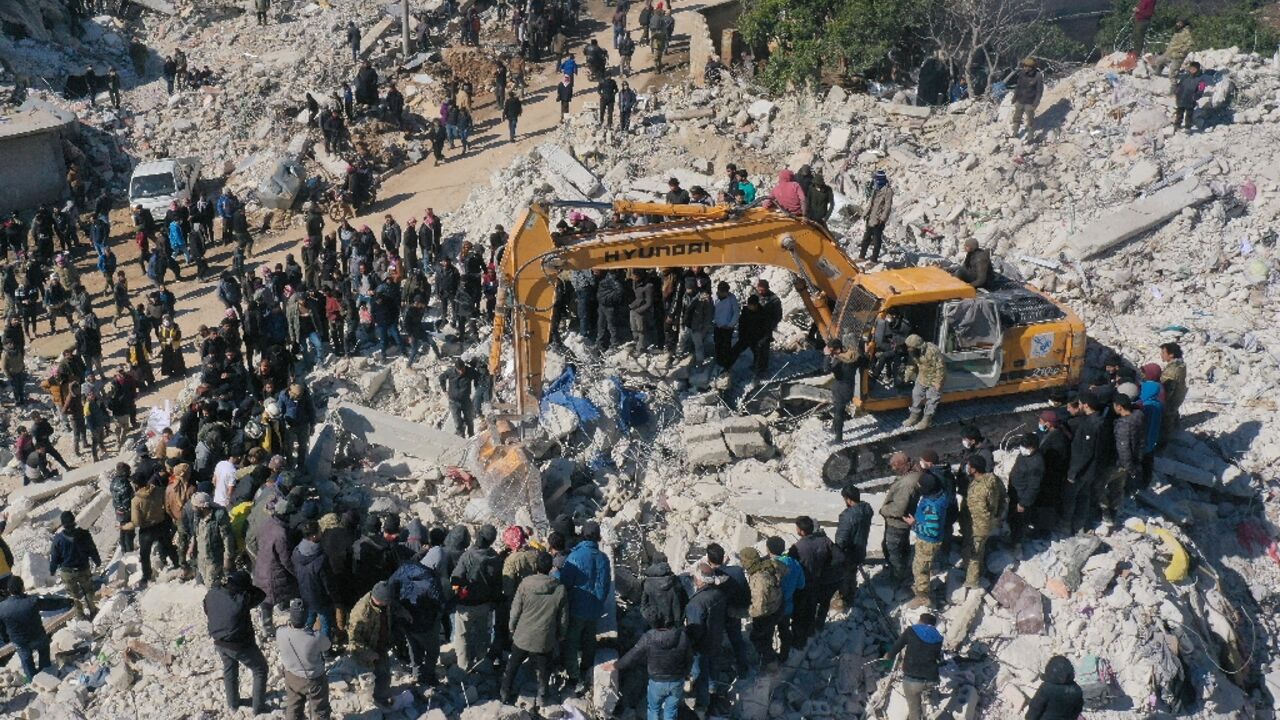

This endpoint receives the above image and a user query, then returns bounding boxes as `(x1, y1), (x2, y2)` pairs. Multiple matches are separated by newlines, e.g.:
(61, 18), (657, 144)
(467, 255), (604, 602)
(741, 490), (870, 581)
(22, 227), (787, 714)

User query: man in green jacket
(501, 552), (565, 707)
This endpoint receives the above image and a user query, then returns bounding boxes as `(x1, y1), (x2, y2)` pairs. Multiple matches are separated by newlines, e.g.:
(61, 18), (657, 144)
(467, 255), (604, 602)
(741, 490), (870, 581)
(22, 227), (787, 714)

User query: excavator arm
(490, 201), (867, 416)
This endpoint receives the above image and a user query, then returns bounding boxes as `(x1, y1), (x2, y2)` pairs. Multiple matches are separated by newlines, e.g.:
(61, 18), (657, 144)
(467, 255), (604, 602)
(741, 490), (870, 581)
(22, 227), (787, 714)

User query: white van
(128, 158), (202, 212)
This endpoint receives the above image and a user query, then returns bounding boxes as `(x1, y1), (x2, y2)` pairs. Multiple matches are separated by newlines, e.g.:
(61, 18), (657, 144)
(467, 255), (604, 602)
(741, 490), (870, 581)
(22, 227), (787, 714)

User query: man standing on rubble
(1172, 61), (1203, 132)
(880, 452), (919, 587)
(49, 511), (101, 620)
(825, 338), (864, 444)
(860, 170), (894, 262)
(451, 524), (502, 671)
(255, 0), (269, 25)
(0, 576), (61, 682)
(787, 516), (833, 647)
(349, 581), (408, 707)
(903, 334), (944, 430)
(1009, 58), (1044, 139)
(1061, 395), (1107, 535)
(907, 473), (947, 608)
(346, 21), (361, 62)
(192, 492), (236, 586)
(204, 571), (269, 715)
(440, 358), (479, 437)
(959, 455), (1005, 590)
(558, 520), (612, 697)
(277, 599), (332, 720)
(1132, 0), (1156, 56)
(1159, 342), (1187, 436)
(882, 612), (943, 720)
(835, 484), (872, 603)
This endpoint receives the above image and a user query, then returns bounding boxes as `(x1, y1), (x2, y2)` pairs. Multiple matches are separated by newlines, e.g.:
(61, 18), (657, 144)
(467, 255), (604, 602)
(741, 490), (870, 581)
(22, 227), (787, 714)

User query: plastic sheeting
(946, 298), (1002, 349)
(541, 365), (602, 425)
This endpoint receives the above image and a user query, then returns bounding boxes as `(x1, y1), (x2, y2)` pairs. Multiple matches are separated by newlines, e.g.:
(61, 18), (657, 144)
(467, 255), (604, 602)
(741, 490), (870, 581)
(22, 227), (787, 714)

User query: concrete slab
(536, 143), (603, 198)
(1056, 177), (1213, 260)
(359, 16), (396, 58)
(130, 0), (176, 14)
(10, 459), (115, 505)
(884, 103), (931, 119)
(332, 402), (467, 466)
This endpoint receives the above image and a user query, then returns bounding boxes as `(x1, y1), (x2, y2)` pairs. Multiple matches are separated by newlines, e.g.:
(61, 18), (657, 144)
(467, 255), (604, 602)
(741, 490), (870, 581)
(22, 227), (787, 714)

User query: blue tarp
(612, 376), (650, 432)
(541, 365), (603, 427)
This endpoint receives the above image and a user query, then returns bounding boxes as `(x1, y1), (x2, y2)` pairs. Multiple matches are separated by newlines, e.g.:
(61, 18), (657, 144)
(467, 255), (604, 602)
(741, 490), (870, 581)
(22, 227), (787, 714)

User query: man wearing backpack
(906, 474), (948, 609)
(960, 455), (1006, 589)
(740, 546), (783, 666)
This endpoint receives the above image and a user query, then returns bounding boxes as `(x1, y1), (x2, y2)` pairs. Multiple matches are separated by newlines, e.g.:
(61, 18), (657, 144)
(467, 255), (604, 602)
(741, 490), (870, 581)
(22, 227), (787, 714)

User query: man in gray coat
(277, 599), (332, 720)
(501, 552), (565, 707)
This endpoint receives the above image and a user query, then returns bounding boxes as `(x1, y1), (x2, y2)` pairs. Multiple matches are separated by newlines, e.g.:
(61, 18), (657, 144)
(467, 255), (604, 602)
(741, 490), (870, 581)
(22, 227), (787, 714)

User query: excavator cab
(940, 297), (1004, 390)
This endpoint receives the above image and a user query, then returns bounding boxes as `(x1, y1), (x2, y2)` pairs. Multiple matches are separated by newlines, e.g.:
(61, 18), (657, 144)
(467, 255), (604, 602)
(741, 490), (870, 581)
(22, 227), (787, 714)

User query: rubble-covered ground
(2, 1), (1280, 718)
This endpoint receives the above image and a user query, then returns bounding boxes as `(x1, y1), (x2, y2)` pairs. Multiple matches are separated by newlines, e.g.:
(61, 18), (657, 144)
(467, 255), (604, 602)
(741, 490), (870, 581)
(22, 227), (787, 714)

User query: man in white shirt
(213, 456), (239, 507)
(712, 281), (740, 370)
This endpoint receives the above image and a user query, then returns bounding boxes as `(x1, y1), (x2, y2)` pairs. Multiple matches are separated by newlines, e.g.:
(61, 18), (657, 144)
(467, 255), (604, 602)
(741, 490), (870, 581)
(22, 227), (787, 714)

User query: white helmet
(265, 400), (281, 419)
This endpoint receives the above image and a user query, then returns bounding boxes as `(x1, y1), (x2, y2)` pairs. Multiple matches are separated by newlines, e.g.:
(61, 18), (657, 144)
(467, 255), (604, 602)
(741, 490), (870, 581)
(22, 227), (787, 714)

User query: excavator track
(783, 395), (1052, 487)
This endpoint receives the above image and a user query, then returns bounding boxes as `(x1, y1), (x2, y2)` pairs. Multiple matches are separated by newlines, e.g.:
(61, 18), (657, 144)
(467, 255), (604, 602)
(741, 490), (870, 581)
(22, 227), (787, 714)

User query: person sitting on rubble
(952, 238), (992, 289)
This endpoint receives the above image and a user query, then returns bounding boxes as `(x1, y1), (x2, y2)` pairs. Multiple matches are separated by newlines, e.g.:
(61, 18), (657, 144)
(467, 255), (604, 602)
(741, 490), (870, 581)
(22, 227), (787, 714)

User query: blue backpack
(914, 492), (948, 544)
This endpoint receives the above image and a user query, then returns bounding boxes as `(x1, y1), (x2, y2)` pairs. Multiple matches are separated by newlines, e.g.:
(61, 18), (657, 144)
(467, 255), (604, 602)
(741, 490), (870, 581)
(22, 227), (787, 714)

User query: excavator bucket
(467, 422), (549, 530)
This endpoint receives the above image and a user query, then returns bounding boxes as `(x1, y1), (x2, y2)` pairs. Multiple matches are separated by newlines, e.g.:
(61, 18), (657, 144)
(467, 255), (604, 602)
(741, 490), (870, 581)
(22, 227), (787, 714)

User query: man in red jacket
(1133, 0), (1157, 56)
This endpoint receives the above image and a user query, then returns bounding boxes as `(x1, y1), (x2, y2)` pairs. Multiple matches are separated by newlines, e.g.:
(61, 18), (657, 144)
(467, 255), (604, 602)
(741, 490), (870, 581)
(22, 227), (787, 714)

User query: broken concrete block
(1126, 158), (1161, 187)
(724, 430), (770, 458)
(783, 383), (833, 405)
(30, 671), (60, 693)
(360, 366), (392, 400)
(746, 99), (776, 121)
(1153, 456), (1219, 488)
(885, 103), (931, 119)
(825, 125), (853, 155)
(540, 403), (579, 440)
(1056, 177), (1213, 260)
(593, 648), (620, 714)
(682, 423), (725, 446)
(687, 438), (732, 468)
(720, 415), (765, 434)
(536, 143), (603, 197)
(990, 569), (1046, 634)
(107, 663), (136, 691)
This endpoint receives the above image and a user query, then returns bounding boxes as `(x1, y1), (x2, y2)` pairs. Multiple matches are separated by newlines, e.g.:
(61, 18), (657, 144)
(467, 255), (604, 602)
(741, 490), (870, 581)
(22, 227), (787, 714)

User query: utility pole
(402, 0), (412, 57)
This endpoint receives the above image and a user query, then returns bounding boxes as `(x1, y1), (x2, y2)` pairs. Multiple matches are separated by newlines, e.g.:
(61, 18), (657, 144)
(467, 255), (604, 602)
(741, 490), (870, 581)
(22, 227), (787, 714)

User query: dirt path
(25, 0), (687, 417)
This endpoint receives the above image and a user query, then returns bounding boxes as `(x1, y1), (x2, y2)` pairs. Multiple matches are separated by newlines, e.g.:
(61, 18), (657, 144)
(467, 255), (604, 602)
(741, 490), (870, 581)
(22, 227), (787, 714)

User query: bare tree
(922, 0), (1047, 96)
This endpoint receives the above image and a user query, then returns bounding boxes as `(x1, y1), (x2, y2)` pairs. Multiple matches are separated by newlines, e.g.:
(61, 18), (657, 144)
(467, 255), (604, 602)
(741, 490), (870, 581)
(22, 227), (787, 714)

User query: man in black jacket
(439, 359), (479, 437)
(0, 576), (60, 681)
(610, 611), (693, 718)
(1172, 61), (1202, 132)
(1110, 394), (1145, 526)
(49, 511), (101, 620)
(685, 562), (727, 712)
(204, 571), (269, 714)
(825, 338), (865, 443)
(450, 524), (502, 670)
(595, 270), (627, 350)
(882, 612), (943, 720)
(1008, 433), (1044, 545)
(639, 558), (686, 630)
(597, 75), (618, 127)
(787, 515), (833, 647)
(1060, 396), (1109, 535)
(834, 484), (872, 604)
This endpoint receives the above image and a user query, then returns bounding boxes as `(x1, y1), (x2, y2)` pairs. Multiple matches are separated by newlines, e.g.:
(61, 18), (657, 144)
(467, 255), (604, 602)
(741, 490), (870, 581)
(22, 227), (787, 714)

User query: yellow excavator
(474, 200), (1086, 508)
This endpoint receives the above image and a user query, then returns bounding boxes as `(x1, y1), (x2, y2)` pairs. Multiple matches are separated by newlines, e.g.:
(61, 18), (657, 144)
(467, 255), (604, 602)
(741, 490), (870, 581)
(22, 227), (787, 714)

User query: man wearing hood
(1026, 655), (1085, 719)
(768, 169), (806, 217)
(320, 510), (359, 644)
(351, 515), (395, 600)
(451, 524), (502, 670)
(882, 612), (943, 720)
(253, 498), (298, 636)
(502, 552), (564, 706)
(558, 520), (612, 695)
(293, 521), (336, 639)
(611, 588), (693, 719)
(860, 170), (894, 261)
(348, 581), (409, 706)
(500, 526), (539, 661)
(640, 555), (687, 630)
(277, 598), (332, 720)
(390, 552), (446, 687)
(204, 570), (269, 714)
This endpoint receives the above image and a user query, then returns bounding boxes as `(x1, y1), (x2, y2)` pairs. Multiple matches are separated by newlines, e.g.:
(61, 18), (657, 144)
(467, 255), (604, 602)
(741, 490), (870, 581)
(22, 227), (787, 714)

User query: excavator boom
(491, 201), (862, 415)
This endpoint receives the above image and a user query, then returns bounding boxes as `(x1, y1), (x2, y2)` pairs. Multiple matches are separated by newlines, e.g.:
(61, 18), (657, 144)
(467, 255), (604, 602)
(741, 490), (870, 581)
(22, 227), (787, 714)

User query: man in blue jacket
(557, 520), (611, 696)
(882, 612), (943, 720)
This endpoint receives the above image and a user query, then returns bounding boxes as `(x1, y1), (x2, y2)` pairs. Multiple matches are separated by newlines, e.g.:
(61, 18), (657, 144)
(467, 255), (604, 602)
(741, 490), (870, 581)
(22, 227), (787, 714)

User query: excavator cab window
(865, 301), (942, 397)
(939, 298), (1004, 390)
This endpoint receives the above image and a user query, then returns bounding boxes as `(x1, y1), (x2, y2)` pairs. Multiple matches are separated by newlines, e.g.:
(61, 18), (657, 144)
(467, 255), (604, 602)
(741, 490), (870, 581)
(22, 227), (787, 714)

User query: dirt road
(26, 0), (690, 414)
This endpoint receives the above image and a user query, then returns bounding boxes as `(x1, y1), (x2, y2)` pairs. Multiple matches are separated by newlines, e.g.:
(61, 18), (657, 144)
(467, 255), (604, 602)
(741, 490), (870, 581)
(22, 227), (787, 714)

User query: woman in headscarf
(768, 169), (807, 216)
(158, 315), (185, 377)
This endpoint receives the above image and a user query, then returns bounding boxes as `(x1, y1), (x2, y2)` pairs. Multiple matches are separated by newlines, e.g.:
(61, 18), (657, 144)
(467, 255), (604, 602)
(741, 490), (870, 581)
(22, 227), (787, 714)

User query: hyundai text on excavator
(473, 199), (1086, 504)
